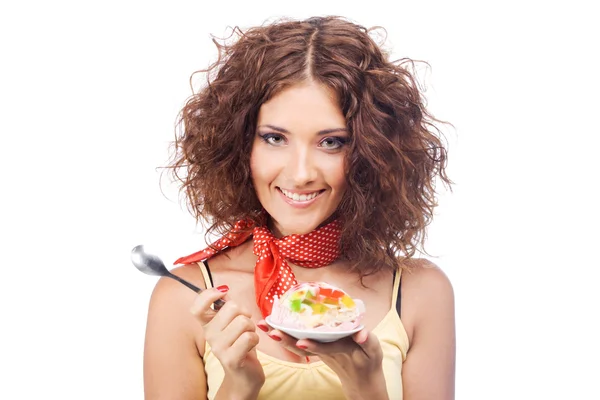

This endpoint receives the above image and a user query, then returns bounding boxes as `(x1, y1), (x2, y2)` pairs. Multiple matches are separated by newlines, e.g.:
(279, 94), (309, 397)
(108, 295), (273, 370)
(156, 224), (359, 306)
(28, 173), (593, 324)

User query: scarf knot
(252, 222), (341, 267)
(175, 219), (342, 317)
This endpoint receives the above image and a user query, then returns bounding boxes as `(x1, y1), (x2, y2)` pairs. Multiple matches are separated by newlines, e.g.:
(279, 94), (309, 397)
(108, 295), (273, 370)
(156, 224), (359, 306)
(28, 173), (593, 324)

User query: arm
(401, 261), (456, 400)
(143, 266), (208, 400)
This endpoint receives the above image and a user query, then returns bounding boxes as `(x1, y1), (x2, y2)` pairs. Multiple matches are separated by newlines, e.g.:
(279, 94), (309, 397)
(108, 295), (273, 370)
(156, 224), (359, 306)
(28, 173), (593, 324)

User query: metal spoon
(131, 245), (225, 310)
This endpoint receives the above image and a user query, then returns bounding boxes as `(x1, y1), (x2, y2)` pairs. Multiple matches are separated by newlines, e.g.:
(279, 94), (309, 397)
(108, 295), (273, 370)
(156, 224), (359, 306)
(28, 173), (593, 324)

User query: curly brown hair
(168, 16), (452, 276)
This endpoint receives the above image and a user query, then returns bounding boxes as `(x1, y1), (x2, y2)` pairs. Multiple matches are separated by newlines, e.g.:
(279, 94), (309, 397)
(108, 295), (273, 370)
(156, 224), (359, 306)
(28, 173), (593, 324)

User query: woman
(144, 16), (455, 400)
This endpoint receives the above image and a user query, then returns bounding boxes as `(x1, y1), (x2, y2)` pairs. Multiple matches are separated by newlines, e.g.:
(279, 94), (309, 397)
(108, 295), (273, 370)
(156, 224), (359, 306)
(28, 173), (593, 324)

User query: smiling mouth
(277, 187), (324, 202)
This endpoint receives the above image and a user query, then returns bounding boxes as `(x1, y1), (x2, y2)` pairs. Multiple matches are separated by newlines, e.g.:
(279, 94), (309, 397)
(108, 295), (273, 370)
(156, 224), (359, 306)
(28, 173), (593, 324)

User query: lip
(276, 187), (324, 209)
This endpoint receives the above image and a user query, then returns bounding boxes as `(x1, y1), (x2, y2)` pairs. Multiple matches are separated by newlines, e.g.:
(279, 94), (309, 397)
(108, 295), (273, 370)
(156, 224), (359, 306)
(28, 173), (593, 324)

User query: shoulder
(398, 258), (455, 341)
(150, 264), (207, 304)
(146, 264), (207, 346)
(400, 258), (454, 298)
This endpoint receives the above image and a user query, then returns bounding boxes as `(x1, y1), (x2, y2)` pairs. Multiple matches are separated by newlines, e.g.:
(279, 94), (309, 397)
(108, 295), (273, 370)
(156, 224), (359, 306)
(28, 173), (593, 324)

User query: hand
(258, 320), (388, 400)
(191, 287), (265, 397)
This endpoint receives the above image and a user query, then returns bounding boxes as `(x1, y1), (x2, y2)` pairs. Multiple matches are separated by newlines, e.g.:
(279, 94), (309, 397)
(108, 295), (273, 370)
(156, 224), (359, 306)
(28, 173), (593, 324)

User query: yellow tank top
(198, 263), (410, 399)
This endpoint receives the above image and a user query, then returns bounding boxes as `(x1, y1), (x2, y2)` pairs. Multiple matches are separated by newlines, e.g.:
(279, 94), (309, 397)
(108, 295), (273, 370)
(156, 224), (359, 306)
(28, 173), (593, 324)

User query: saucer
(265, 316), (364, 343)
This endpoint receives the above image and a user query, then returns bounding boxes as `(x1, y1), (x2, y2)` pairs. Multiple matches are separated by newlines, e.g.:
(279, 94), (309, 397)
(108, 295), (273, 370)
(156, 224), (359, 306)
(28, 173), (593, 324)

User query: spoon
(131, 245), (225, 310)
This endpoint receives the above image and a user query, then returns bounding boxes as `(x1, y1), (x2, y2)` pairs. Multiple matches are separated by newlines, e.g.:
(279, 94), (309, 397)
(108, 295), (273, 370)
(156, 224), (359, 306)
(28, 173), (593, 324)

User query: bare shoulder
(150, 264), (207, 307)
(398, 258), (455, 341)
(146, 264), (207, 347)
(401, 258), (454, 298)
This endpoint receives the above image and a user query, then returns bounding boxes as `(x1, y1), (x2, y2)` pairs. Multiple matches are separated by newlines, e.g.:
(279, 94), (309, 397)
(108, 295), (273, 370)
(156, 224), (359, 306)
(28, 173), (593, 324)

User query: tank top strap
(197, 260), (214, 289)
(391, 267), (402, 316)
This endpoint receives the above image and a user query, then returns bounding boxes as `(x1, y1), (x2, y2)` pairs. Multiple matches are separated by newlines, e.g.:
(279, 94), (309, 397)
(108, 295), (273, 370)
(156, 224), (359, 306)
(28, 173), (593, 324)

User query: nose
(286, 146), (317, 187)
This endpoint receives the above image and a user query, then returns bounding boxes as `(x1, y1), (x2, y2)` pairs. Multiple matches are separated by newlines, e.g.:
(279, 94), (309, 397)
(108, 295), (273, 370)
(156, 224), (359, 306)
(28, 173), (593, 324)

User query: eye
(319, 136), (348, 150)
(258, 133), (286, 147)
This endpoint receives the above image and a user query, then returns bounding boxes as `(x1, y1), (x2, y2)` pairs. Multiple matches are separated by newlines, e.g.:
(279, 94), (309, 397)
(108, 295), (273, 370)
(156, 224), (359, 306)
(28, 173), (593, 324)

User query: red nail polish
(216, 285), (229, 293)
(268, 334), (282, 341)
(296, 344), (307, 349)
(257, 324), (268, 332)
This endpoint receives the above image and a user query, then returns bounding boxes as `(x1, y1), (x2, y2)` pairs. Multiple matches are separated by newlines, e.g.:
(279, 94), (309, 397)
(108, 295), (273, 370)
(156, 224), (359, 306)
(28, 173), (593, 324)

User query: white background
(1, 1), (598, 399)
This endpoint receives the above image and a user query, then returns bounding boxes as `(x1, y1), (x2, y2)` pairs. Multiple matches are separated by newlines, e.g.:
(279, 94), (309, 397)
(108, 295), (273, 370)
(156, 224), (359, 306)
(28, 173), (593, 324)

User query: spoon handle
(165, 270), (201, 292)
(165, 271), (225, 310)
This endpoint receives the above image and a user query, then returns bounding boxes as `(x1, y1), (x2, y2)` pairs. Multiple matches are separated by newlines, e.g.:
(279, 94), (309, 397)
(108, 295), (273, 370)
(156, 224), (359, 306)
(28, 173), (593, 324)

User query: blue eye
(319, 137), (348, 150)
(258, 133), (286, 146)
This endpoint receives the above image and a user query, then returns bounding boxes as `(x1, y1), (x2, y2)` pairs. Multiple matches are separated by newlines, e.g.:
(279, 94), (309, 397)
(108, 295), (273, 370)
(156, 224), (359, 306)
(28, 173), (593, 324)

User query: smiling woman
(251, 82), (348, 236)
(144, 15), (455, 400)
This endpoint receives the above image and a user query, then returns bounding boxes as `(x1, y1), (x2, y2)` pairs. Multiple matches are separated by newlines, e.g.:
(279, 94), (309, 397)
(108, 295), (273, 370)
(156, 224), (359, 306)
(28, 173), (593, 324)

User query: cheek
(334, 174), (347, 195)
(249, 150), (274, 187)
(249, 145), (263, 179)
(326, 157), (348, 192)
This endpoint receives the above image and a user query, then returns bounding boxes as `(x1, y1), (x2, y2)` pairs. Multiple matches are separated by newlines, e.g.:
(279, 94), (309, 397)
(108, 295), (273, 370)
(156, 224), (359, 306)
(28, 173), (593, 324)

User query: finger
(352, 329), (369, 347)
(351, 330), (381, 355)
(256, 319), (270, 333)
(294, 337), (348, 355)
(189, 286), (229, 325)
(230, 330), (261, 357)
(219, 315), (257, 349)
(295, 330), (377, 356)
(220, 330), (260, 370)
(206, 299), (253, 333)
(267, 329), (312, 357)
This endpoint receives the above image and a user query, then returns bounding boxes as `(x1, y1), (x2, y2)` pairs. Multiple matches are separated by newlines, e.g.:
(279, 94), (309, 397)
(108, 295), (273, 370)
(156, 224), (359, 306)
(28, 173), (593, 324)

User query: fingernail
(216, 285), (229, 293)
(257, 324), (269, 332)
(296, 344), (307, 349)
(268, 334), (282, 341)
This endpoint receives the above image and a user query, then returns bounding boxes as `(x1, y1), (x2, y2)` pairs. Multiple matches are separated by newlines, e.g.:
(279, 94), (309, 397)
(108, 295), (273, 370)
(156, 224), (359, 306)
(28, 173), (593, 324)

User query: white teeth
(280, 188), (320, 202)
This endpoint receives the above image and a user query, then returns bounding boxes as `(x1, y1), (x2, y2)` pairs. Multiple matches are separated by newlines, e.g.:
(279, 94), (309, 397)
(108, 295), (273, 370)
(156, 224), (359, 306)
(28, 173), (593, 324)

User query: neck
(266, 213), (340, 238)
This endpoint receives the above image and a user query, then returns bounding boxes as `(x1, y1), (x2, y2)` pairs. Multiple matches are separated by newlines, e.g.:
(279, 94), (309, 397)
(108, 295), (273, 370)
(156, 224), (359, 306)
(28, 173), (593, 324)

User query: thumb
(352, 329), (381, 355)
(190, 286), (229, 324)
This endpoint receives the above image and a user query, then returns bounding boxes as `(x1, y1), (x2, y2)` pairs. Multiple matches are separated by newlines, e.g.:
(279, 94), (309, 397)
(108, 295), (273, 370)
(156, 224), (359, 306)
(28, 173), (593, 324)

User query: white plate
(265, 316), (364, 343)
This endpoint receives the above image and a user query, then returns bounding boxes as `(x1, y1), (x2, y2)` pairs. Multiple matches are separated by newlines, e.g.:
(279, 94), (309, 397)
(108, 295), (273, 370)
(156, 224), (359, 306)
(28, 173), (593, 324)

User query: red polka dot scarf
(173, 219), (342, 318)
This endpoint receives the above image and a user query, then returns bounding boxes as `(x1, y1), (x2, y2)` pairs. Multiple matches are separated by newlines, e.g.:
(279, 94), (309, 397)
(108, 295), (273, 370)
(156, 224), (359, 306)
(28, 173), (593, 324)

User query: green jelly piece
(290, 299), (302, 312)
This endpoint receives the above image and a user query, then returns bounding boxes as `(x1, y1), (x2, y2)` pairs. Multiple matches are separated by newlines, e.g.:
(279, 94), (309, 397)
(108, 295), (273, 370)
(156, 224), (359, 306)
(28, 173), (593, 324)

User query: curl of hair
(167, 16), (452, 276)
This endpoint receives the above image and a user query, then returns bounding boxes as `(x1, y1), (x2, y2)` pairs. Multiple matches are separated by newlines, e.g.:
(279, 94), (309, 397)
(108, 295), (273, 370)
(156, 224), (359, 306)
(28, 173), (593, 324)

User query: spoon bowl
(131, 245), (224, 310)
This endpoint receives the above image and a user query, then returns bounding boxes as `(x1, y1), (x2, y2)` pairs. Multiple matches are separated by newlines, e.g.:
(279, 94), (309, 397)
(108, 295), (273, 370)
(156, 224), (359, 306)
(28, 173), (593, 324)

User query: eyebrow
(258, 124), (348, 136)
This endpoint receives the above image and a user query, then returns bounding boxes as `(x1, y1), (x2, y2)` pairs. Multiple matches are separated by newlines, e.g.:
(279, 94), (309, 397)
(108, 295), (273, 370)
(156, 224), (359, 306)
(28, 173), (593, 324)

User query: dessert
(269, 282), (365, 332)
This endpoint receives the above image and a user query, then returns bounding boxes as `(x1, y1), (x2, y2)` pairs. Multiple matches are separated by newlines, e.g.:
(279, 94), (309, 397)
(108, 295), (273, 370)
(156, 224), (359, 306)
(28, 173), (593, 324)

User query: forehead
(257, 82), (346, 129)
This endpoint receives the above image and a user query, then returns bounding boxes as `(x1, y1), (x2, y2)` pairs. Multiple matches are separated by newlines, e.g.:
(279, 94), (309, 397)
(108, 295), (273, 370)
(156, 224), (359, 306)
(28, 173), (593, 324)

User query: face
(250, 82), (348, 237)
